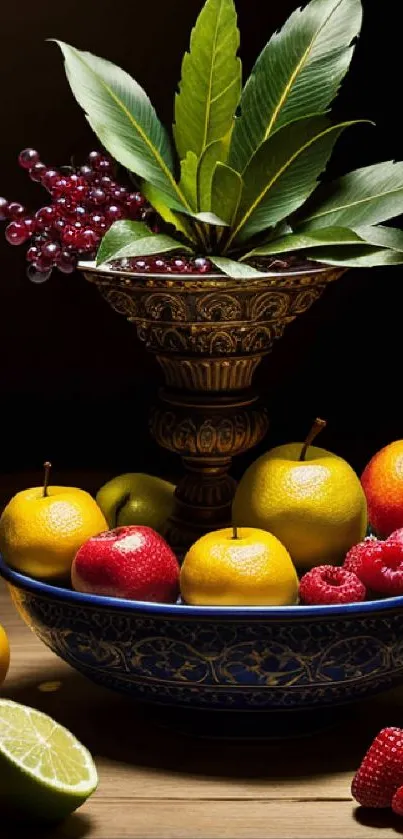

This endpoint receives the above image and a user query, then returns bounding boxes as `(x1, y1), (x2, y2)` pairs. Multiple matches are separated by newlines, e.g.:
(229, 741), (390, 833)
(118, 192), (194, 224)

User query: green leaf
(210, 256), (269, 278)
(54, 41), (190, 214)
(307, 245), (403, 267)
(297, 161), (403, 230)
(211, 163), (243, 224)
(194, 211), (229, 226)
(179, 152), (199, 210)
(96, 221), (192, 265)
(229, 0), (362, 174)
(227, 116), (358, 248)
(197, 140), (227, 211)
(174, 0), (241, 163)
(142, 183), (198, 244)
(243, 226), (366, 258)
(353, 225), (403, 252)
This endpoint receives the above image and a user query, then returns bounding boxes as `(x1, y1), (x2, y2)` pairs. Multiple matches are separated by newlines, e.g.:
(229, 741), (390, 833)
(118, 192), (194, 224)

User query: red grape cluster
(109, 255), (213, 274)
(0, 148), (153, 283)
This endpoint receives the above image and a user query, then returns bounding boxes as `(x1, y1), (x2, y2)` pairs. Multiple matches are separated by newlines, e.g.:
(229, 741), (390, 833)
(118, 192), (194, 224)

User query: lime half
(0, 699), (98, 821)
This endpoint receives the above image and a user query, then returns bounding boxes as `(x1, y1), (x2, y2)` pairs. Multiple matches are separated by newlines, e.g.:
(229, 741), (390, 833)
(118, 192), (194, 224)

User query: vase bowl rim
(2, 553), (402, 620)
(79, 259), (333, 282)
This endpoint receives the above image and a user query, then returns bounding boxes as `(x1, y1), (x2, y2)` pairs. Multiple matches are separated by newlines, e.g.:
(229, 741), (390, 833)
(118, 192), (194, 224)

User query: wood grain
(1, 582), (403, 838)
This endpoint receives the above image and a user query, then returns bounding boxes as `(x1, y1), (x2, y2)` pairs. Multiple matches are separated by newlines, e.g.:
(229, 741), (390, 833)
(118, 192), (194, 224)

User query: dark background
(0, 0), (401, 485)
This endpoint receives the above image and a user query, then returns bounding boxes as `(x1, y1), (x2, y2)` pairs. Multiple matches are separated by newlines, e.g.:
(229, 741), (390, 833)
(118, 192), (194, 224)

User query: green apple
(96, 473), (175, 534)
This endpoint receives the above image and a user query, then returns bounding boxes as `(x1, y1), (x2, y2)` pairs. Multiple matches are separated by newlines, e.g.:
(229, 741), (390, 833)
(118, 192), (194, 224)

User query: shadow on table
(1, 813), (91, 839)
(354, 806), (403, 834)
(4, 660), (403, 785)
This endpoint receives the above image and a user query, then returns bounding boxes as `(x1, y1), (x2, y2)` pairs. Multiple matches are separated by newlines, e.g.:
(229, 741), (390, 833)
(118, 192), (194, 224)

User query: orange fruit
(0, 487), (108, 581)
(362, 441), (403, 537)
(0, 624), (10, 686)
(180, 527), (299, 606)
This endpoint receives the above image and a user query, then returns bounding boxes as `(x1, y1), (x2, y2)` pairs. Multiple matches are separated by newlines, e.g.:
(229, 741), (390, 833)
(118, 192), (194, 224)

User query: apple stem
(299, 418), (327, 462)
(43, 461), (52, 498)
(232, 525), (239, 540)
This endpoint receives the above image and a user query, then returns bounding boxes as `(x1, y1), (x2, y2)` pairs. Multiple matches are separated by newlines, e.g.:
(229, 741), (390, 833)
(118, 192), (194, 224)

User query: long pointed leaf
(174, 0), (241, 164)
(229, 0), (362, 174)
(227, 117), (358, 248)
(211, 256), (269, 278)
(243, 226), (366, 258)
(142, 183), (198, 245)
(55, 41), (190, 214)
(96, 221), (192, 266)
(353, 225), (403, 252)
(179, 152), (199, 210)
(197, 139), (226, 211)
(211, 163), (243, 224)
(297, 162), (403, 230)
(308, 245), (403, 267)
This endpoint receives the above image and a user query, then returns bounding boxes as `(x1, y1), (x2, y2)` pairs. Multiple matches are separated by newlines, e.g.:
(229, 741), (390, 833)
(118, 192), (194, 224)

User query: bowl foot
(145, 704), (350, 741)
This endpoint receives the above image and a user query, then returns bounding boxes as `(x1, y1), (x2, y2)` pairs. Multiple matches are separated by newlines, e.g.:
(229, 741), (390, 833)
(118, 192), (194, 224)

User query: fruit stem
(43, 461), (52, 497)
(299, 418), (327, 462)
(232, 525), (239, 540)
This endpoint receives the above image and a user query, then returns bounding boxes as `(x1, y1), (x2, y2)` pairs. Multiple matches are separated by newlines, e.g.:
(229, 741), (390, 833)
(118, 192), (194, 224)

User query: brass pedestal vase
(82, 263), (341, 554)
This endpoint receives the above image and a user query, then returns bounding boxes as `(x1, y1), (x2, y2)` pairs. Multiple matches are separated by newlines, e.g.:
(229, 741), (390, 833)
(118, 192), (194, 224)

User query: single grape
(18, 148), (40, 169)
(0, 197), (9, 221)
(105, 204), (124, 222)
(42, 241), (61, 261)
(62, 226), (79, 248)
(35, 206), (57, 231)
(26, 264), (52, 283)
(71, 184), (88, 203)
(77, 228), (99, 252)
(29, 162), (47, 183)
(8, 202), (26, 220)
(79, 164), (94, 180)
(5, 221), (30, 245)
(88, 151), (103, 168)
(35, 251), (54, 272)
(51, 177), (69, 198)
(193, 257), (213, 274)
(26, 245), (40, 263)
(42, 169), (59, 191)
(90, 212), (107, 234)
(95, 158), (113, 174)
(126, 192), (146, 217)
(88, 187), (107, 206)
(110, 186), (128, 202)
(56, 250), (77, 274)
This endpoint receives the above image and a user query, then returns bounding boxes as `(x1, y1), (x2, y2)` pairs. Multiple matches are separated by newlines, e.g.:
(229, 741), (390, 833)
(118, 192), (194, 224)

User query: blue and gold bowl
(2, 553), (403, 722)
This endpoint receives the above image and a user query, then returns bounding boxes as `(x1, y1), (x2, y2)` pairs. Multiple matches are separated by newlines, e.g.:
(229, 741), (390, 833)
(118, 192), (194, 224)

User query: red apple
(72, 526), (180, 603)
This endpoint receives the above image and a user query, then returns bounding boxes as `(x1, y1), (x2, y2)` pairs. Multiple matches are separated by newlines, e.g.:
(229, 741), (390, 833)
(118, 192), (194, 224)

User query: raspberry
(299, 565), (366, 605)
(388, 528), (403, 545)
(352, 728), (403, 808)
(344, 537), (379, 577)
(357, 539), (403, 596)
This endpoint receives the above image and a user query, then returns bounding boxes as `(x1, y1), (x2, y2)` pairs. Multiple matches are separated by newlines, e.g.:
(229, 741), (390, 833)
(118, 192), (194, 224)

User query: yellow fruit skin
(0, 625), (10, 686)
(0, 487), (108, 581)
(233, 444), (368, 570)
(180, 527), (299, 607)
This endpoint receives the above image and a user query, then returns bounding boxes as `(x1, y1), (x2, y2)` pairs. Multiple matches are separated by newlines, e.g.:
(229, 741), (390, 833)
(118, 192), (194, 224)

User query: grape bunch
(0, 148), (154, 283)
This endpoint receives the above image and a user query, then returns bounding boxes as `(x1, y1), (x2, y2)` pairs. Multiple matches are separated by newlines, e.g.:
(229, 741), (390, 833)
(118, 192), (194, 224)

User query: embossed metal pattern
(8, 584), (403, 711)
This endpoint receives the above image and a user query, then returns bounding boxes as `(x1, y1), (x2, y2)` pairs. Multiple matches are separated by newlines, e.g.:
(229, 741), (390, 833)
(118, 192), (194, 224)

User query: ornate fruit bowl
(81, 261), (342, 555)
(3, 554), (403, 727)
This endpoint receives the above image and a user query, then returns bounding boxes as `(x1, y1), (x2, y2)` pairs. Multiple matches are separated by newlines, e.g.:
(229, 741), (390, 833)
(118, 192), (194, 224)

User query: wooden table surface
(2, 584), (403, 839)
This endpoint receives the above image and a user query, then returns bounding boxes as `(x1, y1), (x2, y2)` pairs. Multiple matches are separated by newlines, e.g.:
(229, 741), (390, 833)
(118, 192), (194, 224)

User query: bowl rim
(1, 553), (403, 619)
(78, 259), (332, 282)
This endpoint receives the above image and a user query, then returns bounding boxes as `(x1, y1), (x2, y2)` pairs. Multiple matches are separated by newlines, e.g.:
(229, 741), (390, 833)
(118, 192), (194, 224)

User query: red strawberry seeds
(352, 728), (403, 808)
(299, 565), (366, 605)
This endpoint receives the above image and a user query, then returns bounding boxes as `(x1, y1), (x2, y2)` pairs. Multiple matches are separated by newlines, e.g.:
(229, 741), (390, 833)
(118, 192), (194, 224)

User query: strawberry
(352, 728), (403, 808)
(388, 528), (403, 545)
(392, 787), (403, 816)
(299, 565), (366, 605)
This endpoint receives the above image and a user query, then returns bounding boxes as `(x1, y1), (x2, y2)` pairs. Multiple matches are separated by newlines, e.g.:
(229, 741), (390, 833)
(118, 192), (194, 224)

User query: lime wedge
(0, 699), (98, 821)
